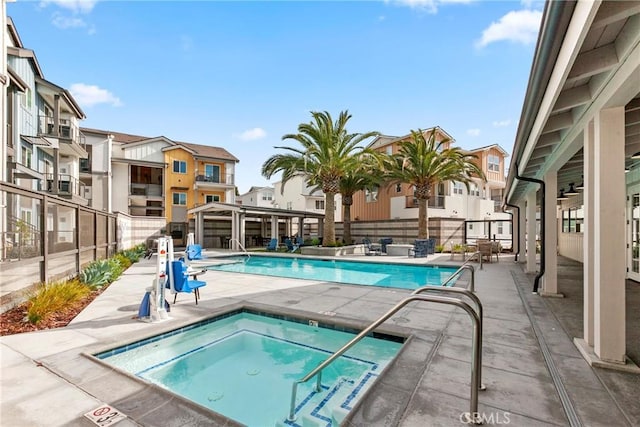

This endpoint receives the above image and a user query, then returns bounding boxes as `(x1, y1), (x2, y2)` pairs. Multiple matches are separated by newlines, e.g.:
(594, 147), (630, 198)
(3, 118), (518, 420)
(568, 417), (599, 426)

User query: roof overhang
(188, 202), (325, 219)
(35, 77), (86, 119)
(7, 67), (28, 92)
(505, 1), (640, 205)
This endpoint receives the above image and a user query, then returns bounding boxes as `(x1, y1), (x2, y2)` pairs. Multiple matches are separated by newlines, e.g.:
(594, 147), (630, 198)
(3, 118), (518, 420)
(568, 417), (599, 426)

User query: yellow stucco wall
(164, 148), (194, 223)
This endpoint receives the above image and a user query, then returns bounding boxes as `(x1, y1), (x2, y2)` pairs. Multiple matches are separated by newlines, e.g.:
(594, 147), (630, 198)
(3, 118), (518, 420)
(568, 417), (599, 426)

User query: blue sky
(9, 0), (543, 194)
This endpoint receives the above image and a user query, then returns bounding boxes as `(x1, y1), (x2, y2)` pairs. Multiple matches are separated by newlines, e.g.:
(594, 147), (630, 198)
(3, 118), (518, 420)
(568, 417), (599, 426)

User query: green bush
(435, 244), (444, 253)
(80, 259), (113, 289)
(26, 279), (91, 325)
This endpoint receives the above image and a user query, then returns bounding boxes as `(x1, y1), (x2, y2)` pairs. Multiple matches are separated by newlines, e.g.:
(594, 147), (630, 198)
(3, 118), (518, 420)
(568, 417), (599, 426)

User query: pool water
(207, 255), (457, 289)
(96, 311), (403, 427)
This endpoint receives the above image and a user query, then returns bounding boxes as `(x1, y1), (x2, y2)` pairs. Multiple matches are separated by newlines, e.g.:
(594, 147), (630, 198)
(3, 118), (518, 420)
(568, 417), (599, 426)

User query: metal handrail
(287, 294), (482, 424)
(412, 285), (485, 391)
(441, 254), (480, 291)
(228, 238), (250, 260)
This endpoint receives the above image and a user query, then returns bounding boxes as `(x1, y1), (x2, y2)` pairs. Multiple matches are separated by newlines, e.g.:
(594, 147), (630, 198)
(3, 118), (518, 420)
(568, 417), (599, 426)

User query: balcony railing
(40, 173), (86, 198)
(130, 183), (163, 197)
(38, 115), (86, 149)
(195, 173), (234, 185)
(405, 195), (445, 209)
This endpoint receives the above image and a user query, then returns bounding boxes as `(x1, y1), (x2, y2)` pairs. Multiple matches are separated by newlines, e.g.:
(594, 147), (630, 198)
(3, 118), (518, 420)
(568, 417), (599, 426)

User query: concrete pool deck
(1, 251), (638, 426)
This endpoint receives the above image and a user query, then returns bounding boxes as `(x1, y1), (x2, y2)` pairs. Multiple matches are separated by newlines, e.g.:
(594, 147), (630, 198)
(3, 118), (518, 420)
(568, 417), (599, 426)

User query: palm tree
(339, 151), (385, 245)
(385, 129), (486, 239)
(261, 110), (378, 245)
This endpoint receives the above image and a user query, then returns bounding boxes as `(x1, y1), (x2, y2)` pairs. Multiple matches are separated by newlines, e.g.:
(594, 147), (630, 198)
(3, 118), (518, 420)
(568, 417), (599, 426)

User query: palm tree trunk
(324, 192), (336, 245)
(343, 198), (352, 245)
(418, 197), (429, 239)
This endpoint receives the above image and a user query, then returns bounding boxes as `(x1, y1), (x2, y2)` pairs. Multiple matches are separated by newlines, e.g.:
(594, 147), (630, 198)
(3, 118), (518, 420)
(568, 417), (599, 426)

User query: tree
(261, 111), (378, 245)
(339, 151), (385, 245)
(385, 129), (485, 239)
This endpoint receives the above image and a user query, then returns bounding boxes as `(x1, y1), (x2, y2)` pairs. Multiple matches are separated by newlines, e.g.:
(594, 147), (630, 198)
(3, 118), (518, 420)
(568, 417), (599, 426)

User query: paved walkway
(1, 251), (638, 426)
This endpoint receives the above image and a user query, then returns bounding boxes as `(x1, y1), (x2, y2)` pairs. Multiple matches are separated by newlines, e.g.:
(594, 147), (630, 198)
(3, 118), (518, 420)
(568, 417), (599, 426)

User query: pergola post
(526, 191), (537, 273)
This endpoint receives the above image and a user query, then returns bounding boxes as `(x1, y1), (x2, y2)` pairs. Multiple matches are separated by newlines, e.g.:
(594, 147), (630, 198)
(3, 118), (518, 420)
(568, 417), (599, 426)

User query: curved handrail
(228, 238), (250, 260)
(441, 256), (478, 292)
(287, 294), (482, 424)
(412, 285), (485, 390)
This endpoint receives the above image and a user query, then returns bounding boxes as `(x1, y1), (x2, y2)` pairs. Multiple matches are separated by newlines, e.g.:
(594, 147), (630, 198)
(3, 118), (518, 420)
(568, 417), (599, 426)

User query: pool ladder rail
(228, 238), (250, 261)
(287, 267), (485, 424)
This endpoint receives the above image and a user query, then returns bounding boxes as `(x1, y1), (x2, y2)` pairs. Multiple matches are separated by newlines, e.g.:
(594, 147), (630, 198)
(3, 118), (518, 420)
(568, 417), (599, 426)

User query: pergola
(188, 202), (325, 250)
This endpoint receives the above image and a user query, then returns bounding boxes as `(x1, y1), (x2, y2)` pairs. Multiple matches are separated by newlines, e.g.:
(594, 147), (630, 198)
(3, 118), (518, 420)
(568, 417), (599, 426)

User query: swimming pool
(96, 309), (403, 426)
(206, 255), (457, 289)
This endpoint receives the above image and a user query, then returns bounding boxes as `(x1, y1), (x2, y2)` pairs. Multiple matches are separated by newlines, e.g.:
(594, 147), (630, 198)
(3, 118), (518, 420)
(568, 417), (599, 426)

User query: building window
(488, 155), (500, 172)
(205, 164), (220, 182)
(173, 160), (187, 174)
(453, 182), (464, 195)
(315, 200), (325, 210)
(365, 186), (379, 202)
(470, 183), (480, 197)
(262, 193), (273, 201)
(205, 194), (220, 203)
(287, 201), (292, 210)
(386, 146), (393, 155)
(172, 192), (187, 205)
(396, 183), (402, 193)
(21, 146), (32, 169)
(562, 207), (584, 233)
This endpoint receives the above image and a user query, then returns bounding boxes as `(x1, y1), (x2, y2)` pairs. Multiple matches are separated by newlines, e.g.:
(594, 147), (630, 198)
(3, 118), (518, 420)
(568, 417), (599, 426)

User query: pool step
(295, 371), (379, 427)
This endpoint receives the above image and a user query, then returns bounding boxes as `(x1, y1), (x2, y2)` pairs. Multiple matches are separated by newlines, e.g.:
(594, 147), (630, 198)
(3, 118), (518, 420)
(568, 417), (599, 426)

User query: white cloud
(492, 119), (511, 128)
(475, 9), (542, 48)
(388, 0), (473, 14)
(234, 127), (267, 141)
(39, 0), (98, 14)
(467, 128), (481, 137)
(69, 83), (122, 107)
(51, 12), (87, 30)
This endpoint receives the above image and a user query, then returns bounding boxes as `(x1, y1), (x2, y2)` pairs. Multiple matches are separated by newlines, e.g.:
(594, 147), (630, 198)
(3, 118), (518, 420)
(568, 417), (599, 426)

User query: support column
(593, 107), (626, 363)
(317, 219), (324, 242)
(583, 120), (595, 346)
(239, 213), (246, 250)
(541, 170), (560, 296)
(298, 216), (305, 238)
(195, 212), (204, 246)
(270, 215), (278, 239)
(526, 191), (537, 273)
(231, 211), (237, 249)
(518, 200), (526, 263)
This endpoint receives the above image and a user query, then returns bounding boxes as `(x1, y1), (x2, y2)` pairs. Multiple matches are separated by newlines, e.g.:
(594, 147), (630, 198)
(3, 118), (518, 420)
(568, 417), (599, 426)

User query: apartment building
(350, 127), (510, 233)
(238, 186), (275, 207)
(80, 128), (239, 243)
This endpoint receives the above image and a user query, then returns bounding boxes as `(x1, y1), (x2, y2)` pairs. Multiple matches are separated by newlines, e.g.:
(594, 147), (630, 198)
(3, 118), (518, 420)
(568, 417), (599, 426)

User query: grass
(26, 279), (91, 325)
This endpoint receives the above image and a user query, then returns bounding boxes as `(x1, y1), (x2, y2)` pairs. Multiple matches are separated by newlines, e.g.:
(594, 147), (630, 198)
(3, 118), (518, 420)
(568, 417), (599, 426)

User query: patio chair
(266, 238), (278, 251)
(169, 260), (207, 304)
(363, 237), (381, 256)
(186, 244), (206, 261)
(380, 237), (393, 254)
(409, 239), (429, 258)
(477, 241), (498, 263)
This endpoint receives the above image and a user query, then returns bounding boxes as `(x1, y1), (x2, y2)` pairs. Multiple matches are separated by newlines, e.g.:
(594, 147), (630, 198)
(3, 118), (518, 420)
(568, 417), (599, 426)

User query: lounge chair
(363, 238), (381, 256)
(169, 260), (207, 304)
(284, 238), (300, 252)
(477, 240), (499, 263)
(266, 238), (278, 251)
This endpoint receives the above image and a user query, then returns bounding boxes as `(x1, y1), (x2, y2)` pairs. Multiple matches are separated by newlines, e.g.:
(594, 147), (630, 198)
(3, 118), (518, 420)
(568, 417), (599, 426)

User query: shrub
(435, 244), (444, 253)
(113, 253), (133, 270)
(26, 279), (91, 325)
(80, 259), (113, 289)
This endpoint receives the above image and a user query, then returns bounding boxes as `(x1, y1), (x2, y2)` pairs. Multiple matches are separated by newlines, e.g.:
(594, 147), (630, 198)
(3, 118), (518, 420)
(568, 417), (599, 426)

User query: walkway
(1, 252), (638, 426)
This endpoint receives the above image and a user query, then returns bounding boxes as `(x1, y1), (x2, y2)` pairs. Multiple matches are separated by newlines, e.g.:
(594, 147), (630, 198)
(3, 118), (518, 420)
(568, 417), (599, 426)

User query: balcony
(130, 183), (163, 197)
(40, 173), (87, 201)
(38, 115), (87, 157)
(195, 173), (234, 187)
(405, 195), (445, 209)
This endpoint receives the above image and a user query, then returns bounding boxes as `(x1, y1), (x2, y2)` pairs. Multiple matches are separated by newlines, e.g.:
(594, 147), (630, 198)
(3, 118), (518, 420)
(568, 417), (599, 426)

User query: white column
(526, 191), (537, 273)
(518, 200), (527, 263)
(541, 171), (559, 295)
(270, 215), (278, 239)
(593, 107), (626, 363)
(238, 214), (246, 251)
(583, 120), (595, 346)
(230, 211), (238, 249)
(195, 212), (204, 246)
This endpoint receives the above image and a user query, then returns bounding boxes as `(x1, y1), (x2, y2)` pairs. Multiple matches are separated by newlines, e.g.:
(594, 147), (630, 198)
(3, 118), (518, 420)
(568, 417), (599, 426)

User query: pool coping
(77, 301), (427, 427)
